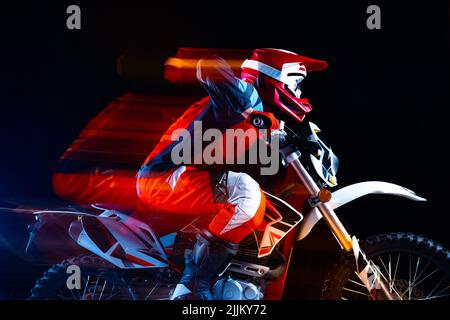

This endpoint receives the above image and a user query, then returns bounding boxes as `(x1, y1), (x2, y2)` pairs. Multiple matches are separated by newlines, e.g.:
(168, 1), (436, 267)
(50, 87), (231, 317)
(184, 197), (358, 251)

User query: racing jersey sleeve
(196, 56), (263, 126)
(138, 56), (269, 177)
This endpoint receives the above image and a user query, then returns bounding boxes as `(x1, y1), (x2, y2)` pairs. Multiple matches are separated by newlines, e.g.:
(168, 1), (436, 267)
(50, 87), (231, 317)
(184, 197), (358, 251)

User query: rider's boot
(170, 230), (239, 300)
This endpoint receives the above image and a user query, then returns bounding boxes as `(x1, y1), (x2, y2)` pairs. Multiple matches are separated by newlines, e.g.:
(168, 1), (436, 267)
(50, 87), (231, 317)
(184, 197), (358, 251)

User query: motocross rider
(136, 48), (328, 300)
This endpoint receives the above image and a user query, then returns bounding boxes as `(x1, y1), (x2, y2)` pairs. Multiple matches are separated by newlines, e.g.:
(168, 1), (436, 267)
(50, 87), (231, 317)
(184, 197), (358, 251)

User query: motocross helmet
(241, 48), (328, 122)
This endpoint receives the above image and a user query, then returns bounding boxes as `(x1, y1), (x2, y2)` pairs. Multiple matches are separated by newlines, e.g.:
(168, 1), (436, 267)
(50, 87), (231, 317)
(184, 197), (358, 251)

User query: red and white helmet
(241, 48), (328, 122)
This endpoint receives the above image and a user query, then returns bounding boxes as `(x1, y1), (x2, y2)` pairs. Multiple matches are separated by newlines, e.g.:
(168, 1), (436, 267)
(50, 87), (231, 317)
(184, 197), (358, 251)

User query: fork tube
(288, 155), (353, 252)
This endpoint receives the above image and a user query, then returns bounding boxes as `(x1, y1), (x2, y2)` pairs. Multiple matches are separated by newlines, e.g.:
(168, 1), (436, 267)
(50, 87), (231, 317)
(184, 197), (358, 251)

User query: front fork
(284, 150), (395, 300)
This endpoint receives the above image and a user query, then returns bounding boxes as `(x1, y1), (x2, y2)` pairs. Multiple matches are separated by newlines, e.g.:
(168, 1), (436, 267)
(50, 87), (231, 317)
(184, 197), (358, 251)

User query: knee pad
(225, 171), (264, 223)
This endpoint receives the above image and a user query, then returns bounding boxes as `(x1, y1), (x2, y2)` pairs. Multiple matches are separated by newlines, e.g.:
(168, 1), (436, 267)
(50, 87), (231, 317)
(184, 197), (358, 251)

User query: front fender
(297, 181), (426, 241)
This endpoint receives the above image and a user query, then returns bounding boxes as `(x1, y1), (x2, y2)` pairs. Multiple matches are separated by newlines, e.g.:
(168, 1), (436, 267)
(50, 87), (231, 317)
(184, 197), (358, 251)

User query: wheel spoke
(68, 287), (77, 300)
(408, 253), (412, 300)
(431, 285), (450, 298)
(98, 280), (107, 300)
(144, 282), (160, 300)
(413, 268), (439, 288)
(91, 277), (100, 300)
(388, 253), (392, 289)
(378, 256), (397, 292)
(348, 278), (368, 288)
(343, 287), (373, 298)
(392, 253), (400, 289)
(410, 261), (431, 288)
(57, 293), (71, 300)
(108, 284), (116, 300)
(82, 275), (91, 300)
(412, 256), (421, 288)
(425, 276), (448, 299)
(421, 291), (450, 300)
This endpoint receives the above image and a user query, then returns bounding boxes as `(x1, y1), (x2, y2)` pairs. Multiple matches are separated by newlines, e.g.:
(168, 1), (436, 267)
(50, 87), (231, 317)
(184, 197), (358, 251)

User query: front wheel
(321, 233), (450, 300)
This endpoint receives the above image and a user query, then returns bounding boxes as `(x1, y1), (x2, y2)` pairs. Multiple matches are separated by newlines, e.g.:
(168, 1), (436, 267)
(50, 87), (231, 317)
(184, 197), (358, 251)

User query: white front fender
(297, 181), (426, 241)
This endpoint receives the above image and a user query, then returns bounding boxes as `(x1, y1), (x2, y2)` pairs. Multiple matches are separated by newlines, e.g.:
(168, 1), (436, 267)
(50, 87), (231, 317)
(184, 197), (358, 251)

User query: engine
(212, 277), (264, 300)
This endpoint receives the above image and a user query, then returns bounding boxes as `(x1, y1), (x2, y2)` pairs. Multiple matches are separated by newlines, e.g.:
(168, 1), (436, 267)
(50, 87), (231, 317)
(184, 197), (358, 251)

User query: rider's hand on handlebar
(247, 111), (280, 133)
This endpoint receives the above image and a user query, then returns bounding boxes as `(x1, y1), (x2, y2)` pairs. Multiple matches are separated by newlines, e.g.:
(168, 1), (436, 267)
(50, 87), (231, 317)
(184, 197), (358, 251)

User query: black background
(0, 1), (448, 299)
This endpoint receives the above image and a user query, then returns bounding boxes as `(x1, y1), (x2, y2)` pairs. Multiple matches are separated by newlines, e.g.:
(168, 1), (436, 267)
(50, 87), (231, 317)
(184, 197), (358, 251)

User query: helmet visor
(284, 74), (305, 98)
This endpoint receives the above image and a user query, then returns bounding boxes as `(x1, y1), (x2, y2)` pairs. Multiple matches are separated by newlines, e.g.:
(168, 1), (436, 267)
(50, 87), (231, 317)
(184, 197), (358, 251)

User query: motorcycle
(18, 111), (450, 301)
